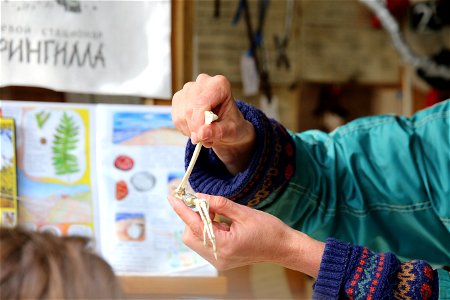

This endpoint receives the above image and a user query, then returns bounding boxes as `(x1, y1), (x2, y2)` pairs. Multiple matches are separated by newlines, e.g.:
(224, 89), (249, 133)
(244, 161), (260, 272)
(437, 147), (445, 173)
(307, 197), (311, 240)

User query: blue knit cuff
(314, 239), (439, 299)
(313, 238), (351, 299)
(186, 101), (295, 206)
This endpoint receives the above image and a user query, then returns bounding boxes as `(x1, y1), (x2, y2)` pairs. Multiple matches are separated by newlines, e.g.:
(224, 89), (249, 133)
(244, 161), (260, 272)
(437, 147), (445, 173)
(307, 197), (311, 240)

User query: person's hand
(168, 193), (325, 278)
(172, 74), (256, 174)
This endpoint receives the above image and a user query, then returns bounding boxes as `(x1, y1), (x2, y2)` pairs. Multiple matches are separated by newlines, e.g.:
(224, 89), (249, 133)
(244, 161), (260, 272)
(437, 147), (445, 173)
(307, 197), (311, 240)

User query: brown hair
(0, 226), (124, 299)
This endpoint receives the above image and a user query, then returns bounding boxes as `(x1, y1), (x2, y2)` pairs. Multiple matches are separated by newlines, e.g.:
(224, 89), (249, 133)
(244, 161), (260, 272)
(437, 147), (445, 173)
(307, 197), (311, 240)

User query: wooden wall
(193, 0), (447, 131)
(194, 0), (402, 84)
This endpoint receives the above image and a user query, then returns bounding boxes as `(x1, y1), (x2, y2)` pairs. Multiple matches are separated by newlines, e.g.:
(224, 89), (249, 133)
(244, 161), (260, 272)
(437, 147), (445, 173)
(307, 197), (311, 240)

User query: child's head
(0, 226), (123, 299)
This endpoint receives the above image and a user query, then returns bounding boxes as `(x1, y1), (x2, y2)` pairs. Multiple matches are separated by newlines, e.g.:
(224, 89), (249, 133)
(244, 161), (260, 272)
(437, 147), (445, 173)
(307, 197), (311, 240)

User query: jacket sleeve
(278, 99), (450, 265)
(313, 238), (442, 300)
(186, 100), (450, 264)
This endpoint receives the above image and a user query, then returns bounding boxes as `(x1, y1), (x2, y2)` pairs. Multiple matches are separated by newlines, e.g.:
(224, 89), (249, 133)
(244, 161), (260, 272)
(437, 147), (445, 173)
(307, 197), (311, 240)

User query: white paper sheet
(0, 1), (172, 98)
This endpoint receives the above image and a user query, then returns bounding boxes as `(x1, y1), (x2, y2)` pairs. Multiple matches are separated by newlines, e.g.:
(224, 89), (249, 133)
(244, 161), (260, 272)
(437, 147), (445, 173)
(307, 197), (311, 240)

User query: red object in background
(425, 89), (441, 108)
(371, 16), (383, 29)
(371, 0), (411, 29)
(387, 0), (410, 18)
(114, 155), (134, 171)
(116, 180), (128, 201)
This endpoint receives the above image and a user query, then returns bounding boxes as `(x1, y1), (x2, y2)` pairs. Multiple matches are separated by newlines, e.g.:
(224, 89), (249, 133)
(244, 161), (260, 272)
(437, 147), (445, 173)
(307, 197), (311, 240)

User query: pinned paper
(241, 52), (260, 96)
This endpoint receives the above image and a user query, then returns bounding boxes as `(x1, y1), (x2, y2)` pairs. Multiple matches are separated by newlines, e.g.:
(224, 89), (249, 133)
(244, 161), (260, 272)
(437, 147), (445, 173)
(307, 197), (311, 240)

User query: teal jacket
(280, 99), (449, 265)
(186, 99), (450, 294)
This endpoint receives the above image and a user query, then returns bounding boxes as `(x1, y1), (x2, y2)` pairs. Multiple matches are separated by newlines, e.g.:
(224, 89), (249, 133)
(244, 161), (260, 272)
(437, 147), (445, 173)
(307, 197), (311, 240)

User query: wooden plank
(172, 0), (194, 94)
(195, 0), (400, 85)
(298, 0), (400, 84)
(119, 275), (227, 296)
(300, 26), (400, 84)
(300, 0), (372, 28)
(0, 86), (64, 102)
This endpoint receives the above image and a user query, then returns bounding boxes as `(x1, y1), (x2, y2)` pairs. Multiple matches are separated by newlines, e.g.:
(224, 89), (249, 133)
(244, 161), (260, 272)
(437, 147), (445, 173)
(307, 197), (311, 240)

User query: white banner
(0, 1), (172, 98)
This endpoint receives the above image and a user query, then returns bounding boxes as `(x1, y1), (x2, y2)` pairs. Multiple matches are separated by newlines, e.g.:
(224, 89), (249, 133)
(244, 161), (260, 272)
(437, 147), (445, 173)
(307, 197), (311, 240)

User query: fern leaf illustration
(35, 111), (51, 129)
(52, 112), (80, 177)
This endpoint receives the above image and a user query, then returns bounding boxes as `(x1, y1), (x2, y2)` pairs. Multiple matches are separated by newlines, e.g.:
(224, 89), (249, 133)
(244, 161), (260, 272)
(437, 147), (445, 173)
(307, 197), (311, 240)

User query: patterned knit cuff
(394, 260), (438, 300)
(314, 238), (439, 299)
(313, 238), (351, 299)
(186, 100), (295, 206)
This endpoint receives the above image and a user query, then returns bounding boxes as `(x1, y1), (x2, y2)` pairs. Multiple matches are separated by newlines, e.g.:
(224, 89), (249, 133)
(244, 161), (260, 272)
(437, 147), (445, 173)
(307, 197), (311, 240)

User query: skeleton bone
(175, 191), (217, 259)
(175, 111), (218, 260)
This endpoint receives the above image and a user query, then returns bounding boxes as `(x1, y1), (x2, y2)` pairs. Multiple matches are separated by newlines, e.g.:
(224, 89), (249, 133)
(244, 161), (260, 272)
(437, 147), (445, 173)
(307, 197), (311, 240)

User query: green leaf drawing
(52, 112), (80, 177)
(35, 111), (51, 129)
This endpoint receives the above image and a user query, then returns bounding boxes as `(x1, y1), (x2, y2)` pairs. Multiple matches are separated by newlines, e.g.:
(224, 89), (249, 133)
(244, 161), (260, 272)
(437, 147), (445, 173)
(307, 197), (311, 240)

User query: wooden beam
(0, 86), (65, 102)
(120, 275), (227, 296)
(145, 0), (193, 103)
(172, 0), (194, 94)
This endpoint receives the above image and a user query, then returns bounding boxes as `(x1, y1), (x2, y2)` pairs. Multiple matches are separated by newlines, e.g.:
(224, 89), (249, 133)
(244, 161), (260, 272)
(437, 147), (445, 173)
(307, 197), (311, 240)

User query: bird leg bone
(175, 191), (217, 260)
(174, 111), (218, 260)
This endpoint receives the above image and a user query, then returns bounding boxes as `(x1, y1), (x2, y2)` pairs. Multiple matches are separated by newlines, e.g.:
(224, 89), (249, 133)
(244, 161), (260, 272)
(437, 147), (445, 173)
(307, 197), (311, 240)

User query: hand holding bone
(168, 193), (324, 277)
(174, 111), (219, 259)
(171, 74), (256, 175)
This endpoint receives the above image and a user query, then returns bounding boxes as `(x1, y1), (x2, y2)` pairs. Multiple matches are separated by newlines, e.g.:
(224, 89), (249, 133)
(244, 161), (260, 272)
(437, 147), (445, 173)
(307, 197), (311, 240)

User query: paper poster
(0, 100), (216, 276)
(0, 1), (172, 98)
(96, 104), (216, 276)
(0, 101), (97, 239)
(0, 118), (18, 227)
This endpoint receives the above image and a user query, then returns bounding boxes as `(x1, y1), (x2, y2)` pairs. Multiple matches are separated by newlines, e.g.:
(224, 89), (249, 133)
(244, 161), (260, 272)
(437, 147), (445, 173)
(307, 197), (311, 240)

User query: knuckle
(196, 73), (210, 81)
(214, 75), (228, 87)
(172, 90), (181, 101)
(215, 75), (231, 95)
(183, 81), (194, 90)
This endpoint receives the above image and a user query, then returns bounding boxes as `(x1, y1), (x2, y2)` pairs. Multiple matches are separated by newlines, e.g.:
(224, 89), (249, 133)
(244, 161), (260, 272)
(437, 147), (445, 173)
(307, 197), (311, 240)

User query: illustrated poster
(95, 104), (217, 276)
(0, 101), (97, 239)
